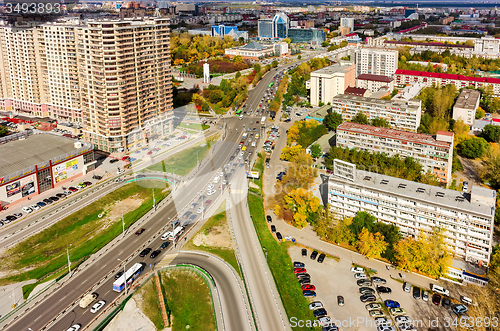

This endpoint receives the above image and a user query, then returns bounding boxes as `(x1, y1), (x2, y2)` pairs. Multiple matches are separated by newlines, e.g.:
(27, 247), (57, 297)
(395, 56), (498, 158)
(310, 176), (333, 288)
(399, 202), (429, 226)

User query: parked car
(370, 310), (385, 318)
(270, 225), (276, 233)
(366, 303), (382, 310)
(294, 268), (307, 274)
(298, 278), (311, 285)
(37, 201), (47, 207)
(276, 232), (282, 241)
(22, 206), (33, 213)
(372, 277), (386, 284)
(350, 267), (364, 273)
(317, 253), (326, 263)
(43, 198), (53, 204)
(377, 286), (392, 294)
(302, 284), (316, 291)
(301, 248), (307, 257)
(422, 291), (429, 302)
(50, 196), (59, 202)
(309, 301), (323, 310)
(337, 295), (344, 306)
(303, 290), (316, 297)
(293, 262), (305, 268)
(69, 187), (78, 192)
(66, 324), (81, 331)
(375, 317), (391, 327)
(310, 251), (319, 260)
(110, 158), (119, 163)
(296, 273), (310, 279)
(384, 300), (400, 308)
(139, 248), (152, 257)
(359, 287), (375, 295)
(442, 297), (451, 309)
(432, 294), (441, 306)
(389, 308), (407, 316)
(266, 215), (272, 222)
(360, 294), (377, 302)
(413, 286), (421, 299)
(403, 282), (411, 292)
(357, 279), (373, 287)
(354, 273), (367, 279)
(30, 204), (40, 210)
(452, 304), (468, 315)
(313, 308), (327, 317)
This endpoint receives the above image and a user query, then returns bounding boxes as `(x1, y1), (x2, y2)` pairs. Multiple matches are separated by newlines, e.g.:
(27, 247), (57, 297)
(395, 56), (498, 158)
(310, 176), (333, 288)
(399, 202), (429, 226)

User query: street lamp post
(152, 189), (156, 210)
(121, 212), (125, 238)
(118, 258), (127, 293)
(66, 244), (72, 276)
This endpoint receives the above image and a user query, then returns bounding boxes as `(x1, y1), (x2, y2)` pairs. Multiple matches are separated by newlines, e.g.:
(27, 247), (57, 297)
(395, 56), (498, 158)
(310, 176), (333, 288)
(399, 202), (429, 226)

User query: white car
(117, 169), (124, 174)
(318, 316), (333, 326)
(90, 300), (106, 313)
(252, 141), (256, 147)
(375, 317), (392, 327)
(351, 267), (364, 273)
(395, 316), (412, 326)
(66, 324), (81, 331)
(197, 207), (204, 214)
(22, 207), (32, 213)
(207, 190), (216, 196)
(30, 204), (40, 211)
(377, 327), (396, 331)
(207, 185), (214, 190)
(309, 301), (323, 310)
(213, 176), (220, 183)
(354, 273), (367, 279)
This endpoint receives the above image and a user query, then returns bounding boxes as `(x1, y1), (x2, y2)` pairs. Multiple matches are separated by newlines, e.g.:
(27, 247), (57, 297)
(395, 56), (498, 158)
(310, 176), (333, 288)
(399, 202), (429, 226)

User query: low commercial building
(307, 63), (356, 107)
(224, 41), (289, 60)
(395, 69), (500, 97)
(327, 159), (496, 267)
(288, 28), (326, 45)
(0, 131), (95, 205)
(336, 122), (454, 183)
(331, 94), (421, 132)
(453, 89), (481, 126)
(211, 24), (249, 40)
(355, 74), (394, 93)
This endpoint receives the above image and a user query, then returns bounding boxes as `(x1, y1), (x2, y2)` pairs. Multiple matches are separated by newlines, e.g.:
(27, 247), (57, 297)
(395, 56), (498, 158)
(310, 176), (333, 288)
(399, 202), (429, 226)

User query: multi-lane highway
(2, 62), (302, 331)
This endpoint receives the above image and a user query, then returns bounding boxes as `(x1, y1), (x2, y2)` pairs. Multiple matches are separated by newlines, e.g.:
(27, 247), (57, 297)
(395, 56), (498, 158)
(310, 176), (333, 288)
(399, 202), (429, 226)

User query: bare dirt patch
(192, 222), (232, 249)
(94, 195), (144, 234)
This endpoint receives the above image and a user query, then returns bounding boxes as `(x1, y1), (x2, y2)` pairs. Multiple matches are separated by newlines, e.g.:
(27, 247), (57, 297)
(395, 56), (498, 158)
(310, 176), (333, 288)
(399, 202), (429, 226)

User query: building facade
(327, 160), (496, 267)
(453, 89), (481, 126)
(395, 69), (500, 97)
(288, 28), (326, 45)
(224, 41), (288, 60)
(258, 12), (289, 40)
(354, 48), (398, 78)
(211, 24), (248, 40)
(340, 17), (354, 31)
(307, 62), (355, 107)
(0, 18), (174, 153)
(0, 131), (95, 205)
(331, 94), (421, 132)
(355, 74), (395, 93)
(336, 122), (454, 183)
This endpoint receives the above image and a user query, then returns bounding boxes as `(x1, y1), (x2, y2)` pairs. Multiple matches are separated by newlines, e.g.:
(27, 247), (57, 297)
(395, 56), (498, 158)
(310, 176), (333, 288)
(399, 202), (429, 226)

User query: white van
(430, 284), (449, 296)
(239, 115), (243, 120)
(161, 231), (173, 241)
(461, 296), (473, 305)
(168, 226), (184, 240)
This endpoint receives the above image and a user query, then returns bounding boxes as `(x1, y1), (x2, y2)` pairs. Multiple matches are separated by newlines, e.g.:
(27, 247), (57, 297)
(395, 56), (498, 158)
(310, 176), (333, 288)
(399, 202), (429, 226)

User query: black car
(189, 214), (197, 221)
(359, 287), (375, 294)
(266, 215), (272, 222)
(50, 196), (59, 201)
(270, 225), (276, 233)
(114, 271), (124, 280)
(301, 248), (307, 257)
(43, 198), (53, 204)
(442, 297), (451, 309)
(296, 273), (310, 279)
(313, 308), (327, 317)
(139, 248), (152, 257)
(377, 286), (392, 294)
(150, 250), (161, 259)
(413, 286), (421, 299)
(337, 296), (344, 306)
(110, 158), (119, 163)
(360, 294), (377, 302)
(160, 241), (170, 249)
(299, 278), (311, 285)
(310, 251), (319, 260)
(183, 211), (192, 218)
(5, 215), (16, 221)
(432, 294), (441, 306)
(357, 279), (372, 286)
(56, 193), (66, 198)
(92, 175), (102, 180)
(317, 253), (326, 263)
(372, 277), (386, 284)
(276, 232), (282, 241)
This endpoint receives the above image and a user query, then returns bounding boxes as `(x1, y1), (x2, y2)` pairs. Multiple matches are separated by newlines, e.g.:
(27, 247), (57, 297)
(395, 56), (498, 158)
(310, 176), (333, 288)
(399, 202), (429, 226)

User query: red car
(68, 187), (78, 192)
(204, 199), (212, 205)
(147, 151), (152, 155)
(294, 268), (307, 274)
(84, 181), (92, 186)
(122, 156), (130, 161)
(135, 228), (145, 236)
(180, 135), (187, 139)
(302, 284), (316, 291)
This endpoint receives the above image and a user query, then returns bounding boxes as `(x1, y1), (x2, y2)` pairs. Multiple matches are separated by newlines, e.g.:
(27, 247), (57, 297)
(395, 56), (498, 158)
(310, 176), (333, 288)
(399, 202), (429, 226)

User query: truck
(242, 133), (247, 139)
(80, 292), (98, 308)
(261, 116), (266, 124)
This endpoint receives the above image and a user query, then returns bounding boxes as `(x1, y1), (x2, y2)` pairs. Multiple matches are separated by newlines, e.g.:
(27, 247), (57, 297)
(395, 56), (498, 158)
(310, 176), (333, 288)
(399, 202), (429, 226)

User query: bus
(235, 109), (242, 115)
(268, 82), (274, 88)
(168, 226), (185, 241)
(112, 262), (146, 292)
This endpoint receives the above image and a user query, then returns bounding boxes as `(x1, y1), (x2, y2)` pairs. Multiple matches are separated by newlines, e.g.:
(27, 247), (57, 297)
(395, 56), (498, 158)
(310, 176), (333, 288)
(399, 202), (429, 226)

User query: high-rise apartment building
(327, 160), (496, 267)
(258, 13), (289, 39)
(307, 62), (355, 106)
(336, 122), (454, 183)
(0, 18), (174, 153)
(354, 48), (398, 78)
(331, 94), (421, 132)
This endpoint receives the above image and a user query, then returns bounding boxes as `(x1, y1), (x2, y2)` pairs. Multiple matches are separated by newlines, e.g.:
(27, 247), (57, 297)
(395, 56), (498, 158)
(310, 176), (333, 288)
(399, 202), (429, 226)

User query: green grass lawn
(184, 201), (241, 278)
(161, 269), (216, 331)
(0, 182), (169, 285)
(178, 122), (210, 131)
(137, 277), (164, 330)
(248, 194), (319, 330)
(249, 153), (265, 195)
(146, 134), (219, 176)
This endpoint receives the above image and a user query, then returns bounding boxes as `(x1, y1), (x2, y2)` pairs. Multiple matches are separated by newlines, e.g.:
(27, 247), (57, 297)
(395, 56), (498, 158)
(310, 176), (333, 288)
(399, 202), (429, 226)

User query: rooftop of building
(385, 40), (474, 48)
(344, 86), (368, 96)
(311, 62), (354, 76)
(329, 168), (496, 216)
(332, 93), (420, 109)
(0, 134), (88, 177)
(337, 122), (452, 148)
(454, 89), (481, 110)
(356, 74), (394, 83)
(395, 69), (500, 85)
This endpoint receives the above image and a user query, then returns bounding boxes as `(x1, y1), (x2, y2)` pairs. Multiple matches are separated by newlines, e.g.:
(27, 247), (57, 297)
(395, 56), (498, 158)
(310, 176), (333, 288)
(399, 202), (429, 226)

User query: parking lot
(289, 246), (461, 331)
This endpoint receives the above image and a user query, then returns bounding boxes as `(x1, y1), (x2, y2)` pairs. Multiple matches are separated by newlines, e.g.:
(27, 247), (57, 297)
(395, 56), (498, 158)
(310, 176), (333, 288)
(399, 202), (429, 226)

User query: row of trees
(325, 146), (440, 186)
(269, 76), (289, 114)
(314, 209), (451, 277)
(280, 119), (327, 161)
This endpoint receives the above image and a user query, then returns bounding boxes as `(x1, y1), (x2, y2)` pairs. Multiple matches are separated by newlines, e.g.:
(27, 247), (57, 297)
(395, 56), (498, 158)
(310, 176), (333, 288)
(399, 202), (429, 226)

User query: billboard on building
(54, 163), (67, 183)
(6, 181), (21, 197)
(21, 175), (35, 197)
(246, 171), (260, 179)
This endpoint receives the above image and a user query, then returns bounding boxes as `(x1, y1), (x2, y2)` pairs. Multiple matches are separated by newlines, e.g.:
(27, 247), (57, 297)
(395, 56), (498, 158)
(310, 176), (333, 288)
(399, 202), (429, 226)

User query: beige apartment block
(307, 62), (355, 107)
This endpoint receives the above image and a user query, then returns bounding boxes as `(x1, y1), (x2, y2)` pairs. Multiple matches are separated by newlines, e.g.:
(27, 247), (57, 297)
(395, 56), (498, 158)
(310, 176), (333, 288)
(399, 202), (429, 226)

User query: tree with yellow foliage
(356, 228), (388, 259)
(280, 144), (303, 161)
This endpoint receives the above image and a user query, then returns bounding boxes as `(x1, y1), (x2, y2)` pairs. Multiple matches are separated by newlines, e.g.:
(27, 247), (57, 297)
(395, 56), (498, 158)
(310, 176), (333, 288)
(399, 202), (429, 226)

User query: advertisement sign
(54, 163), (67, 183)
(21, 175), (35, 197)
(246, 171), (260, 179)
(66, 159), (78, 172)
(6, 181), (21, 197)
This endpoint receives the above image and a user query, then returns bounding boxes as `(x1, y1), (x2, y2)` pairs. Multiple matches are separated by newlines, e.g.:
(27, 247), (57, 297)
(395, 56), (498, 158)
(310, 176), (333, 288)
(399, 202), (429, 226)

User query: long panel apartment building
(336, 122), (454, 183)
(331, 94), (421, 132)
(0, 18), (174, 153)
(327, 160), (496, 267)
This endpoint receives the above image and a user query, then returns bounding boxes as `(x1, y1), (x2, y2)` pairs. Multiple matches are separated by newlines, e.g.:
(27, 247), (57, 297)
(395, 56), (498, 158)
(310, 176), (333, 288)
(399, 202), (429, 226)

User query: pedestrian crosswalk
(156, 254), (178, 268)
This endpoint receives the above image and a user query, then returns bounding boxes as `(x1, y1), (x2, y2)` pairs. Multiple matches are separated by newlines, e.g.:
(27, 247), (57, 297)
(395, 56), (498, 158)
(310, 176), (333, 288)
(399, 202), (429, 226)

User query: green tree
(253, 63), (261, 73)
(323, 112), (343, 131)
(483, 124), (500, 142)
(458, 137), (489, 158)
(235, 71), (241, 79)
(476, 107), (485, 119)
(0, 125), (7, 137)
(271, 60), (278, 68)
(310, 144), (323, 158)
(371, 117), (391, 128)
(480, 155), (500, 190)
(349, 211), (376, 238)
(351, 111), (369, 125)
